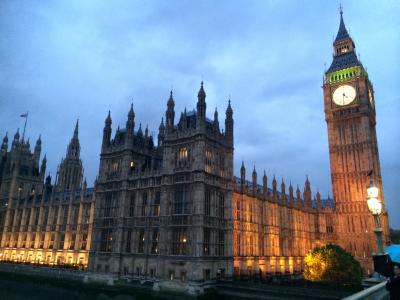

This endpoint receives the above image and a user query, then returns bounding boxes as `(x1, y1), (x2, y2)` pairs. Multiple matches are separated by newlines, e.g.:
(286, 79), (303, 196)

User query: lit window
(138, 230), (145, 253)
(205, 149), (212, 173)
(179, 147), (188, 161)
(151, 229), (159, 254)
(172, 228), (187, 255)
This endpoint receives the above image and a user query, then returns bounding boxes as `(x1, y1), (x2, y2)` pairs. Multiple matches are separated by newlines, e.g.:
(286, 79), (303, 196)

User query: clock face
(332, 85), (356, 106)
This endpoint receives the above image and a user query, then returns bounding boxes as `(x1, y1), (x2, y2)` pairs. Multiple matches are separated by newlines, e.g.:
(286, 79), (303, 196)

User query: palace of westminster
(0, 12), (391, 286)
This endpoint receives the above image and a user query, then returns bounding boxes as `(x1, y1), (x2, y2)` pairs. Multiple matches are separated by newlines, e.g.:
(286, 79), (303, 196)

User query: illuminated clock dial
(332, 85), (356, 106)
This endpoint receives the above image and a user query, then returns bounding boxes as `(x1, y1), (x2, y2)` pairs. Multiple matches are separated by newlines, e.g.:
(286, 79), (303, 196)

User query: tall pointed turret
(166, 91), (175, 131)
(158, 117), (165, 147)
(252, 166), (257, 195)
(33, 135), (42, 164)
(335, 8), (350, 43)
(272, 175), (277, 196)
(40, 154), (47, 178)
(213, 108), (219, 132)
(67, 119), (80, 159)
(326, 9), (360, 74)
(296, 185), (302, 208)
(102, 111), (112, 150)
(12, 129), (20, 148)
(303, 176), (312, 208)
(262, 171), (267, 195)
(281, 179), (286, 201)
(240, 161), (246, 193)
(197, 81), (206, 119)
(125, 104), (135, 147)
(73, 119), (78, 138)
(56, 121), (83, 191)
(1, 133), (8, 152)
(225, 99), (233, 143)
(289, 182), (294, 204)
(126, 103), (135, 134)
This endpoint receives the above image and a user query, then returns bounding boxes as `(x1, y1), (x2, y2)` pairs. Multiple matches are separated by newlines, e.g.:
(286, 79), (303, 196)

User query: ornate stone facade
(232, 165), (335, 278)
(0, 10), (391, 285)
(0, 122), (95, 266)
(89, 84), (234, 282)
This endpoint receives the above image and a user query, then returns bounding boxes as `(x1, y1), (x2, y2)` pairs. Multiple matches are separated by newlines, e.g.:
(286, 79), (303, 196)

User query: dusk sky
(1, 1), (399, 227)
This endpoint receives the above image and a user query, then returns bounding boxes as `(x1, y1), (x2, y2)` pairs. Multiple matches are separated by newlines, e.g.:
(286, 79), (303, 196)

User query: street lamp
(366, 181), (383, 255)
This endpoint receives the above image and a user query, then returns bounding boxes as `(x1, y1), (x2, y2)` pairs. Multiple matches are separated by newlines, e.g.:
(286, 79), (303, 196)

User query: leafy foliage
(303, 244), (363, 285)
(390, 228), (400, 244)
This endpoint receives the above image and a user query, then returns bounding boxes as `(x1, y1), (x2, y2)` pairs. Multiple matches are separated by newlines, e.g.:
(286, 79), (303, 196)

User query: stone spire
(158, 117), (165, 147)
(102, 110), (112, 149)
(262, 170), (267, 195)
(289, 182), (294, 204)
(1, 132), (8, 152)
(334, 7), (350, 43)
(303, 176), (312, 208)
(240, 161), (246, 183)
(33, 135), (42, 163)
(166, 90), (175, 130)
(327, 7), (359, 73)
(272, 175), (277, 196)
(296, 185), (302, 208)
(316, 189), (322, 210)
(281, 178), (286, 201)
(137, 123), (143, 137)
(40, 154), (47, 178)
(73, 119), (79, 138)
(126, 103), (135, 134)
(197, 81), (206, 119)
(213, 107), (219, 131)
(225, 99), (233, 142)
(67, 119), (80, 159)
(56, 122), (83, 191)
(252, 165), (257, 195)
(12, 129), (20, 148)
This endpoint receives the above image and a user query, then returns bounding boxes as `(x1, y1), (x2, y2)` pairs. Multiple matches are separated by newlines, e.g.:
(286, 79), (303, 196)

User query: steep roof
(334, 12), (351, 43)
(326, 51), (360, 73)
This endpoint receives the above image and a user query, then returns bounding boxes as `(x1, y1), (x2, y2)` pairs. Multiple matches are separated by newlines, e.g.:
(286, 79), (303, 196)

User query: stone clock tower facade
(323, 11), (390, 272)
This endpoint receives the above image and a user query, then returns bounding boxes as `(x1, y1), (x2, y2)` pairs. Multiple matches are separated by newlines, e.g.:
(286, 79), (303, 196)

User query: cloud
(0, 0), (399, 227)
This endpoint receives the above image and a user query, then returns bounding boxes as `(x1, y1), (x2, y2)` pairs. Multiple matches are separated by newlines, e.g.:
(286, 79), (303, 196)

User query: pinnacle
(334, 8), (350, 43)
(74, 119), (79, 138)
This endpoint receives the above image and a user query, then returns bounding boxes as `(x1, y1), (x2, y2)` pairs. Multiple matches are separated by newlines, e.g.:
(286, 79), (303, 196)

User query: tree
(303, 244), (363, 285)
(390, 228), (400, 244)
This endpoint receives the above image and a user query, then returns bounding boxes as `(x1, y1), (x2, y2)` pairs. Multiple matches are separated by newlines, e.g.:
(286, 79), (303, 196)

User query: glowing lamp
(367, 197), (382, 215)
(367, 182), (379, 199)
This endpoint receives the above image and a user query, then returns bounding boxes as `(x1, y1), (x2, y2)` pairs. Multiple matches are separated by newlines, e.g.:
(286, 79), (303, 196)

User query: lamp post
(366, 181), (384, 255)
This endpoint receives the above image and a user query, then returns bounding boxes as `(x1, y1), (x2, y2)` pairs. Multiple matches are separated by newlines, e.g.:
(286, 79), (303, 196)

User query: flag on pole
(20, 113), (28, 118)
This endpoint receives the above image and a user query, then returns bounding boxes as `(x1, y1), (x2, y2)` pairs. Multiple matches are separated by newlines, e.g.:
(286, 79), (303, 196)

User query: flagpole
(22, 112), (28, 141)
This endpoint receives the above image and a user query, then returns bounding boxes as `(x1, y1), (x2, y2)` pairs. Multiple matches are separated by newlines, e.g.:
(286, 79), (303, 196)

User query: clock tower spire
(323, 10), (390, 273)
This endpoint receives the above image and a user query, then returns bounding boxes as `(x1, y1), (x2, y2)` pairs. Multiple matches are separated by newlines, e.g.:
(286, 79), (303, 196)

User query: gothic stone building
(89, 83), (234, 282)
(0, 122), (95, 266)
(88, 11), (390, 279)
(232, 165), (335, 277)
(0, 11), (391, 284)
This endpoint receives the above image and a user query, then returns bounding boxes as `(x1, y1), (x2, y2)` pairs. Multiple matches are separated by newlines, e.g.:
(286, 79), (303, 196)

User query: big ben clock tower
(323, 10), (390, 272)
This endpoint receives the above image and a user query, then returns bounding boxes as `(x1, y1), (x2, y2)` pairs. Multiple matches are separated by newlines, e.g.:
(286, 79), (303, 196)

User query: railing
(342, 281), (389, 300)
